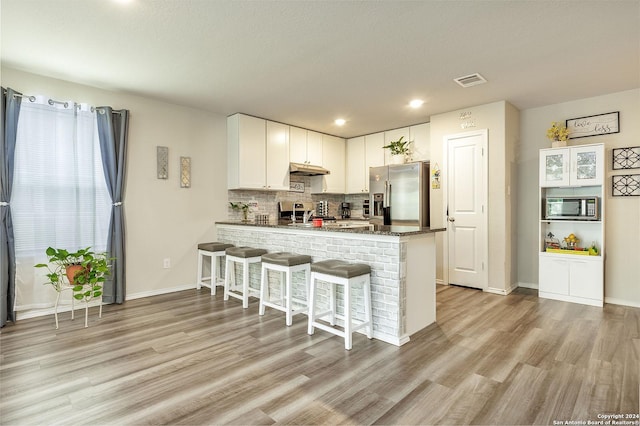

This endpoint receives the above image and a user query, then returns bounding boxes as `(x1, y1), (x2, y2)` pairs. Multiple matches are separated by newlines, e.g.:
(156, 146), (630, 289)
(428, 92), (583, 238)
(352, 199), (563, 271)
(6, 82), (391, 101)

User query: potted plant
(35, 247), (111, 328)
(382, 136), (412, 164)
(229, 202), (251, 221)
(546, 122), (570, 148)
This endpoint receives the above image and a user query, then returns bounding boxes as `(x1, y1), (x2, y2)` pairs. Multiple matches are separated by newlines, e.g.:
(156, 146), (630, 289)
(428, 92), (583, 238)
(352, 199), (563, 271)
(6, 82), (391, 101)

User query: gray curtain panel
(96, 107), (129, 304)
(1, 87), (22, 327)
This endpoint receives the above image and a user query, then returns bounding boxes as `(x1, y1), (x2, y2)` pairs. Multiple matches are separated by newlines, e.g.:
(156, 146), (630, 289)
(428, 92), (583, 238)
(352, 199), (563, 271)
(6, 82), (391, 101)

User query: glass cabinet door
(540, 148), (569, 187)
(570, 144), (604, 186)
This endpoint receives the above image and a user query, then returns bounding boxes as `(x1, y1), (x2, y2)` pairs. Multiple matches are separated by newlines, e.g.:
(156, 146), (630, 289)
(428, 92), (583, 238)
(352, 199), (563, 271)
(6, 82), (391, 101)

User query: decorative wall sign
(180, 156), (191, 188)
(612, 146), (640, 170)
(612, 174), (640, 196)
(289, 181), (304, 193)
(566, 111), (619, 139)
(157, 146), (168, 179)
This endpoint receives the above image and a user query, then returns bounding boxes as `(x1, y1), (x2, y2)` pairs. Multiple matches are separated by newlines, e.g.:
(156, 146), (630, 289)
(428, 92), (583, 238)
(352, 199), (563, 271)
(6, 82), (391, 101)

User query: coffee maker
(340, 202), (351, 219)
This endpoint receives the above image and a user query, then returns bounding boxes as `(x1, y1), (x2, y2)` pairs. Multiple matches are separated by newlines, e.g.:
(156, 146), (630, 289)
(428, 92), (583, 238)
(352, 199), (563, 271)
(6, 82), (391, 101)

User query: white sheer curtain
(11, 96), (111, 314)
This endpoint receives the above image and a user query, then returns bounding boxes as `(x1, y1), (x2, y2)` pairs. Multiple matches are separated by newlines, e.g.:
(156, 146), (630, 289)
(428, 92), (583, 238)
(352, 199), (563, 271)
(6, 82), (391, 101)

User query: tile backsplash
(228, 176), (369, 221)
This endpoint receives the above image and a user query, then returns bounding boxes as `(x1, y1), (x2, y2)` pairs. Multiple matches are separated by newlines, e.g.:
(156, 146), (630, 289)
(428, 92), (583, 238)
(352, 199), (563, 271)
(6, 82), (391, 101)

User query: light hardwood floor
(1, 285), (638, 425)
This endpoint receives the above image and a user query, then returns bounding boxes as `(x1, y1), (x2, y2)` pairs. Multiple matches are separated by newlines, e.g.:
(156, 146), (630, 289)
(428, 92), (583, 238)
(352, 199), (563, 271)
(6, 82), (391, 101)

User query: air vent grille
(454, 73), (487, 88)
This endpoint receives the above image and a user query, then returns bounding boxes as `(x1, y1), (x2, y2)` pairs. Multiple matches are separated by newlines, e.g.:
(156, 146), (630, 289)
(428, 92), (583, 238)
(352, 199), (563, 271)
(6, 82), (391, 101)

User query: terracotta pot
(65, 265), (86, 285)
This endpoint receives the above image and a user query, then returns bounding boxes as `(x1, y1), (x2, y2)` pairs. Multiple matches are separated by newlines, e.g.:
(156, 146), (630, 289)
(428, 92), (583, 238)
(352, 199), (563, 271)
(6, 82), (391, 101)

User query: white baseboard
(604, 297), (640, 308)
(126, 284), (196, 300)
(436, 279), (445, 285)
(518, 281), (539, 290)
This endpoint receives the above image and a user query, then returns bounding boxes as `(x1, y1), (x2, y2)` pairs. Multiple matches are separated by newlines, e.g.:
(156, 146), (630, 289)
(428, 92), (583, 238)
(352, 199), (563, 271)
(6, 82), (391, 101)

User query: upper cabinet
(409, 123), (430, 161)
(311, 134), (345, 194)
(345, 132), (385, 193)
(227, 113), (289, 191)
(539, 144), (604, 187)
(290, 126), (322, 165)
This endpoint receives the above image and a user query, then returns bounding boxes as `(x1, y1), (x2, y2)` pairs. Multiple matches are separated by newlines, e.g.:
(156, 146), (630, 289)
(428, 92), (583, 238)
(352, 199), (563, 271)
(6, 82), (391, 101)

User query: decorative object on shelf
(546, 122), (570, 148)
(254, 214), (269, 225)
(229, 202), (251, 221)
(544, 232), (560, 250)
(35, 247), (112, 328)
(612, 146), (640, 170)
(612, 174), (640, 196)
(180, 156), (191, 188)
(566, 111), (619, 139)
(588, 242), (599, 256)
(157, 146), (169, 179)
(383, 136), (412, 164)
(563, 233), (579, 249)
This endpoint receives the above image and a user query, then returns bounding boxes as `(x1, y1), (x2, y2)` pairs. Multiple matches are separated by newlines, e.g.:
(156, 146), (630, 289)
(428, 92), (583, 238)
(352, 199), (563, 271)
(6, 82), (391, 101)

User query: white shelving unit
(538, 143), (605, 307)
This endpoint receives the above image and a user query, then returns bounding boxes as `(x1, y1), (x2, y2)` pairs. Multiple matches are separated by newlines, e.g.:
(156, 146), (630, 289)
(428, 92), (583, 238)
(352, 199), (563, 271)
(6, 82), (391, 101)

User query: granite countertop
(216, 220), (445, 236)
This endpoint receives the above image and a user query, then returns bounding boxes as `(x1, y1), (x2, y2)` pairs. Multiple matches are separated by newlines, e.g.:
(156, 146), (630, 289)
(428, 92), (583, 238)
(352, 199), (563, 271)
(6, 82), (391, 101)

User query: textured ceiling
(2, 0), (639, 138)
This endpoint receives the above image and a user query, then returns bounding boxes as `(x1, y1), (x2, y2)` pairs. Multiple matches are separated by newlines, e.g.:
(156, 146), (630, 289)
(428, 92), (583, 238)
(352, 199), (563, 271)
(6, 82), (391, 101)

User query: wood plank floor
(1, 285), (638, 425)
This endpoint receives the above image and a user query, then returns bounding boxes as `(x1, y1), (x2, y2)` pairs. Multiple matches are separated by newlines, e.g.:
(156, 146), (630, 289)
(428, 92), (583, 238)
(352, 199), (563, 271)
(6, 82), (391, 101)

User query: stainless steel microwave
(544, 196), (599, 220)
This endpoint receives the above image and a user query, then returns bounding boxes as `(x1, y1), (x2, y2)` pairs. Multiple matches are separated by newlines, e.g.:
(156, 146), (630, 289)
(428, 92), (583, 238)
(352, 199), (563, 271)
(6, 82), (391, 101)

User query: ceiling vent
(454, 73), (487, 88)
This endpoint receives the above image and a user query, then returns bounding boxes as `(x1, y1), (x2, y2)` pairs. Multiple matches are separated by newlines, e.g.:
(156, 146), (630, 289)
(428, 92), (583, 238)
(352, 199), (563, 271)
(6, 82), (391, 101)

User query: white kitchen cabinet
(265, 121), (290, 190)
(539, 144), (604, 187)
(346, 133), (385, 194)
(538, 255), (603, 306)
(311, 134), (345, 194)
(538, 142), (604, 307)
(409, 123), (430, 161)
(227, 113), (289, 190)
(290, 126), (322, 165)
(346, 137), (366, 193)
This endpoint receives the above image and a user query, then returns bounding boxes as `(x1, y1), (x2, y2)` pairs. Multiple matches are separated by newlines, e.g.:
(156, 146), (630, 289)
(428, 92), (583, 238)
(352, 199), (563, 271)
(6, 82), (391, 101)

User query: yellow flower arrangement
(546, 122), (570, 142)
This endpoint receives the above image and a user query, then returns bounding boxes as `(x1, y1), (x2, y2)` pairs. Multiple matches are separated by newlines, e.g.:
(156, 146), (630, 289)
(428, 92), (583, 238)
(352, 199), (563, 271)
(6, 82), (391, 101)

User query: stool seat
(226, 246), (267, 259)
(308, 259), (373, 350)
(197, 242), (234, 295)
(225, 246), (266, 308)
(198, 242), (234, 252)
(311, 259), (371, 279)
(262, 252), (312, 267)
(259, 252), (311, 326)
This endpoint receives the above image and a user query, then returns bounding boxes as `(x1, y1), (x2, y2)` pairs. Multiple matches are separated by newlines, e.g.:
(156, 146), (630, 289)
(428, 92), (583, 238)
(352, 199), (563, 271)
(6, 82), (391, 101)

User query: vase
(552, 140), (567, 148)
(390, 154), (406, 165)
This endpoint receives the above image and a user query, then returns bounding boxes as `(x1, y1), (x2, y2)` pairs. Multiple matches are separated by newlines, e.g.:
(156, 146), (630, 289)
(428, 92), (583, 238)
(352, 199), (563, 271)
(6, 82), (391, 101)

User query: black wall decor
(612, 146), (640, 170)
(612, 174), (640, 196)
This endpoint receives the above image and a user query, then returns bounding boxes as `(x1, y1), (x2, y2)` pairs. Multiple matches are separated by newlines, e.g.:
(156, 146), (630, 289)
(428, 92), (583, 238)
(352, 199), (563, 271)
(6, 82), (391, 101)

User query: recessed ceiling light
(409, 99), (424, 108)
(335, 118), (346, 126)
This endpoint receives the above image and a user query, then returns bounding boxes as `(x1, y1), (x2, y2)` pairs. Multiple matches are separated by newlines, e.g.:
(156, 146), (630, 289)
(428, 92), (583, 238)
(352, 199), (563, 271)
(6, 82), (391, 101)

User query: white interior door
(445, 130), (488, 290)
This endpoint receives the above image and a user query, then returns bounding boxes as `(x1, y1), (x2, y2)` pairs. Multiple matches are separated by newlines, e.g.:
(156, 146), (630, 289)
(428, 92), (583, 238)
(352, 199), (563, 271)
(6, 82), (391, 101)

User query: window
(11, 98), (111, 313)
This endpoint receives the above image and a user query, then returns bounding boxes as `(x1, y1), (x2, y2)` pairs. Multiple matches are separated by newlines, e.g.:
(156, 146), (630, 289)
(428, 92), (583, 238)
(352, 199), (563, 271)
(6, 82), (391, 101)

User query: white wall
(1, 67), (229, 301)
(517, 89), (640, 307)
(430, 101), (519, 294)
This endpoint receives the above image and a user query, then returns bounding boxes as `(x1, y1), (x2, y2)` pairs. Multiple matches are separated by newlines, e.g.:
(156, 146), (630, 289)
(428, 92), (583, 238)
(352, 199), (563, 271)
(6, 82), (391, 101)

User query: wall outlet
(163, 258), (170, 269)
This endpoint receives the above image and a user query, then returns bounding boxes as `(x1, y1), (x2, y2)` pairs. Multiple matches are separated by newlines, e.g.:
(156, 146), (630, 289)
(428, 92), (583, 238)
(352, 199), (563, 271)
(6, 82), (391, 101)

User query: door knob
(448, 217), (455, 222)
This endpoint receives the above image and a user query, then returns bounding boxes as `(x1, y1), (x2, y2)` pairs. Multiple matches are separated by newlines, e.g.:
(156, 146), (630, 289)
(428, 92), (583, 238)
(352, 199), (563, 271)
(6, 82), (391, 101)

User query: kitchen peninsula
(216, 221), (445, 346)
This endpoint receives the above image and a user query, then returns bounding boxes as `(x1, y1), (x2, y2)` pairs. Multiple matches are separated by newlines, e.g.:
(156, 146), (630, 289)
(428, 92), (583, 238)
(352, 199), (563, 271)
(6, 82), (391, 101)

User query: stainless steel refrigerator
(369, 162), (430, 227)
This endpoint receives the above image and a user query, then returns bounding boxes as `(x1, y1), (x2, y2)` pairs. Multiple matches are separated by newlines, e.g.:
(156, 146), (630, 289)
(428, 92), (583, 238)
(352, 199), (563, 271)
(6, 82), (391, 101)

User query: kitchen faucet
(303, 209), (315, 224)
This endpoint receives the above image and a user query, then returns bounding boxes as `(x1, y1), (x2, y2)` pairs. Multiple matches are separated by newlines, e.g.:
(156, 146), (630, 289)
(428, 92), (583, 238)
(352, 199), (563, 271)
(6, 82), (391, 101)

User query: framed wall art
(612, 174), (640, 197)
(612, 146), (640, 170)
(157, 146), (169, 179)
(566, 111), (619, 139)
(180, 156), (191, 188)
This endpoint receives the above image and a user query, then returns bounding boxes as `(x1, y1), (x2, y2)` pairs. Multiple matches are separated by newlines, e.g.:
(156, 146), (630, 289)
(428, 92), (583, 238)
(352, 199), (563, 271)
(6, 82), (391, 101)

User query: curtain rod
(3, 90), (125, 114)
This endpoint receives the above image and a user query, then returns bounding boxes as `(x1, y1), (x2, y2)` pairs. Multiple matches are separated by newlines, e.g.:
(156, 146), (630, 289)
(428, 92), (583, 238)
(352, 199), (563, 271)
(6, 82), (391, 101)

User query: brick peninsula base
(216, 222), (444, 346)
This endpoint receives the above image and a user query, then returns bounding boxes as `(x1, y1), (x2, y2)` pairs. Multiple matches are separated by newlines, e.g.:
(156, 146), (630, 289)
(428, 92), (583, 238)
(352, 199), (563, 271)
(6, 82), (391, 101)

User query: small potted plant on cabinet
(383, 136), (412, 164)
(546, 122), (570, 148)
(35, 247), (111, 328)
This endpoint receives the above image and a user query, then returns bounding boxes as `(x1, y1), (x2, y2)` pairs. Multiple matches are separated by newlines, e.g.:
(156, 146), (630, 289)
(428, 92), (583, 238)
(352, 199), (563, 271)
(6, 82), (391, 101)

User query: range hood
(289, 162), (330, 176)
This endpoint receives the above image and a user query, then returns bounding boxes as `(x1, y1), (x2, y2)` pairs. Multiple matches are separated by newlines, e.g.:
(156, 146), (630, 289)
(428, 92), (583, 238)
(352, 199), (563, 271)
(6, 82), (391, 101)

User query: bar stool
(197, 242), (234, 295)
(259, 252), (311, 326)
(307, 259), (373, 350)
(224, 246), (267, 308)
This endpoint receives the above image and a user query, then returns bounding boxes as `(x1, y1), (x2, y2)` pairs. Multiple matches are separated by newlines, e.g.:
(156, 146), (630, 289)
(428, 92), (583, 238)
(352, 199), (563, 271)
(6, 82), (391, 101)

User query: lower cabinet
(538, 254), (603, 307)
